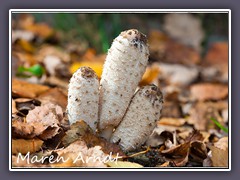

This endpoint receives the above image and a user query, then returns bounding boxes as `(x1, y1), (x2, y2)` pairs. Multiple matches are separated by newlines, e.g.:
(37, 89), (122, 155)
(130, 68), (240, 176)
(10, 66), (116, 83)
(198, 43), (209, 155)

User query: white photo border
(9, 9), (231, 171)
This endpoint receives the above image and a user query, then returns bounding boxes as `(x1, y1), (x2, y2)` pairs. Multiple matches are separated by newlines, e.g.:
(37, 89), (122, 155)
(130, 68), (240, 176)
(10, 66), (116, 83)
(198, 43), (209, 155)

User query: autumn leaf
(12, 138), (43, 154)
(62, 120), (124, 156)
(53, 140), (107, 167)
(12, 78), (49, 98)
(107, 161), (143, 168)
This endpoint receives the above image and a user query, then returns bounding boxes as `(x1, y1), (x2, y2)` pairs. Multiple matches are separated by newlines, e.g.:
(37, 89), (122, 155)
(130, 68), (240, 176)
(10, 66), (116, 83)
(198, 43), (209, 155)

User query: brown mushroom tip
(140, 84), (164, 105)
(76, 66), (98, 79)
(120, 29), (148, 45)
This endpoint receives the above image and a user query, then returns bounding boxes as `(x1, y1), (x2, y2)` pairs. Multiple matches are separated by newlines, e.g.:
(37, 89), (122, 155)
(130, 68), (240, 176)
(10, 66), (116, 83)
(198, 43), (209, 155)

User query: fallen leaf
(15, 39), (35, 53)
(161, 130), (205, 167)
(62, 120), (124, 156)
(12, 138), (43, 154)
(12, 78), (49, 98)
(12, 120), (47, 139)
(158, 63), (199, 86)
(37, 45), (71, 63)
(44, 76), (69, 90)
(203, 42), (228, 67)
(190, 83), (228, 101)
(149, 31), (201, 65)
(54, 140), (107, 167)
(12, 30), (35, 43)
(158, 118), (186, 127)
(214, 137), (228, 151)
(37, 88), (67, 109)
(14, 52), (37, 66)
(161, 142), (190, 166)
(26, 103), (63, 140)
(188, 101), (228, 131)
(15, 98), (41, 115)
(62, 120), (90, 147)
(161, 101), (182, 118)
(163, 13), (204, 51)
(107, 161), (143, 168)
(140, 64), (160, 85)
(43, 55), (62, 76)
(210, 146), (228, 167)
(12, 99), (17, 114)
(24, 22), (54, 39)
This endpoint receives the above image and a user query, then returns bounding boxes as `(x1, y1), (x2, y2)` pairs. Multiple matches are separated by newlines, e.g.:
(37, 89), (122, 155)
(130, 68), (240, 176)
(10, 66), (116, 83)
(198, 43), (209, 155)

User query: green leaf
(28, 64), (45, 77)
(17, 64), (45, 77)
(210, 117), (228, 133)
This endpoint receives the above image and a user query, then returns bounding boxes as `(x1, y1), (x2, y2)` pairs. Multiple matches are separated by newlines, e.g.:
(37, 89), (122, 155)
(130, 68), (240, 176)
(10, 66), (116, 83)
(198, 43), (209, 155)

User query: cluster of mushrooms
(67, 29), (163, 152)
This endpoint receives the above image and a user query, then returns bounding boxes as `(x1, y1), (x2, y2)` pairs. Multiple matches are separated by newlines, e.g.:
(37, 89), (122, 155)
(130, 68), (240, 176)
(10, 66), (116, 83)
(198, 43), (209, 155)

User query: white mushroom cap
(110, 84), (163, 151)
(67, 67), (99, 131)
(99, 29), (149, 131)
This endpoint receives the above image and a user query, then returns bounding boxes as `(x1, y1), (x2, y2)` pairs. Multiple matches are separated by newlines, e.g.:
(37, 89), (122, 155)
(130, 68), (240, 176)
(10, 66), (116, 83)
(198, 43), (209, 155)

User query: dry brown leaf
(161, 142), (190, 167)
(62, 120), (124, 156)
(53, 140), (107, 167)
(161, 101), (182, 118)
(189, 141), (207, 163)
(26, 103), (63, 140)
(12, 120), (47, 139)
(62, 120), (90, 147)
(37, 88), (67, 109)
(107, 161), (143, 168)
(158, 118), (186, 127)
(149, 30), (200, 65)
(163, 13), (204, 51)
(190, 83), (228, 101)
(14, 52), (37, 66)
(214, 137), (228, 151)
(210, 146), (228, 167)
(15, 98), (41, 114)
(12, 138), (43, 154)
(203, 42), (228, 67)
(37, 45), (70, 63)
(158, 63), (199, 86)
(12, 99), (17, 114)
(161, 130), (205, 167)
(24, 22), (54, 39)
(188, 101), (228, 131)
(12, 78), (49, 98)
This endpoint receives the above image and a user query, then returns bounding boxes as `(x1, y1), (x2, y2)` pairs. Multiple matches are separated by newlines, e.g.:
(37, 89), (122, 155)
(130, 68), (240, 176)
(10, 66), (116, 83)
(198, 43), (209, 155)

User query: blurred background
(11, 12), (229, 134)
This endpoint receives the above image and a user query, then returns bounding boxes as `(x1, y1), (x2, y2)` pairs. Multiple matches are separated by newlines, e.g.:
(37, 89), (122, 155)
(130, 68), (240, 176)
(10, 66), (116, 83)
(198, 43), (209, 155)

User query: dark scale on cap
(78, 66), (98, 79)
(121, 29), (148, 46)
(140, 84), (163, 106)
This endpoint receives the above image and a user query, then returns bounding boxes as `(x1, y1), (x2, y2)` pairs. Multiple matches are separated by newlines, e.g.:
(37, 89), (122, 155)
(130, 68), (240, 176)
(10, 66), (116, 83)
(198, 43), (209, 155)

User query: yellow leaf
(106, 161), (143, 168)
(17, 39), (35, 53)
(140, 64), (160, 85)
(70, 61), (103, 78)
(12, 139), (43, 155)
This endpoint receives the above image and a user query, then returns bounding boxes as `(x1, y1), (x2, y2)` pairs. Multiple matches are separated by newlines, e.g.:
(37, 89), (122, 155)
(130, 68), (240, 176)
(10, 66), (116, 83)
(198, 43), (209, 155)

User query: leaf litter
(11, 14), (229, 168)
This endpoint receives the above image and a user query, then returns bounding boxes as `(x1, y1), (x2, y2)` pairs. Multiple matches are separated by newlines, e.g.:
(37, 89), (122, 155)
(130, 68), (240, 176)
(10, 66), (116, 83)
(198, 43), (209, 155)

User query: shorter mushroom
(67, 67), (99, 131)
(110, 84), (163, 151)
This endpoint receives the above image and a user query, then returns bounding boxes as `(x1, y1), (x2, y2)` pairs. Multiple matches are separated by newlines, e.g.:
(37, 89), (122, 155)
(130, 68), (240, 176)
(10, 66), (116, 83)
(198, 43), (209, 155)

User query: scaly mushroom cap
(110, 84), (163, 151)
(99, 29), (149, 131)
(67, 67), (99, 131)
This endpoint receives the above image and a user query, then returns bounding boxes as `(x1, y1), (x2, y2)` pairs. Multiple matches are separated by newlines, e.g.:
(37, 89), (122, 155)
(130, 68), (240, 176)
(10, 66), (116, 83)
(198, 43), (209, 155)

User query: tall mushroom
(99, 29), (149, 139)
